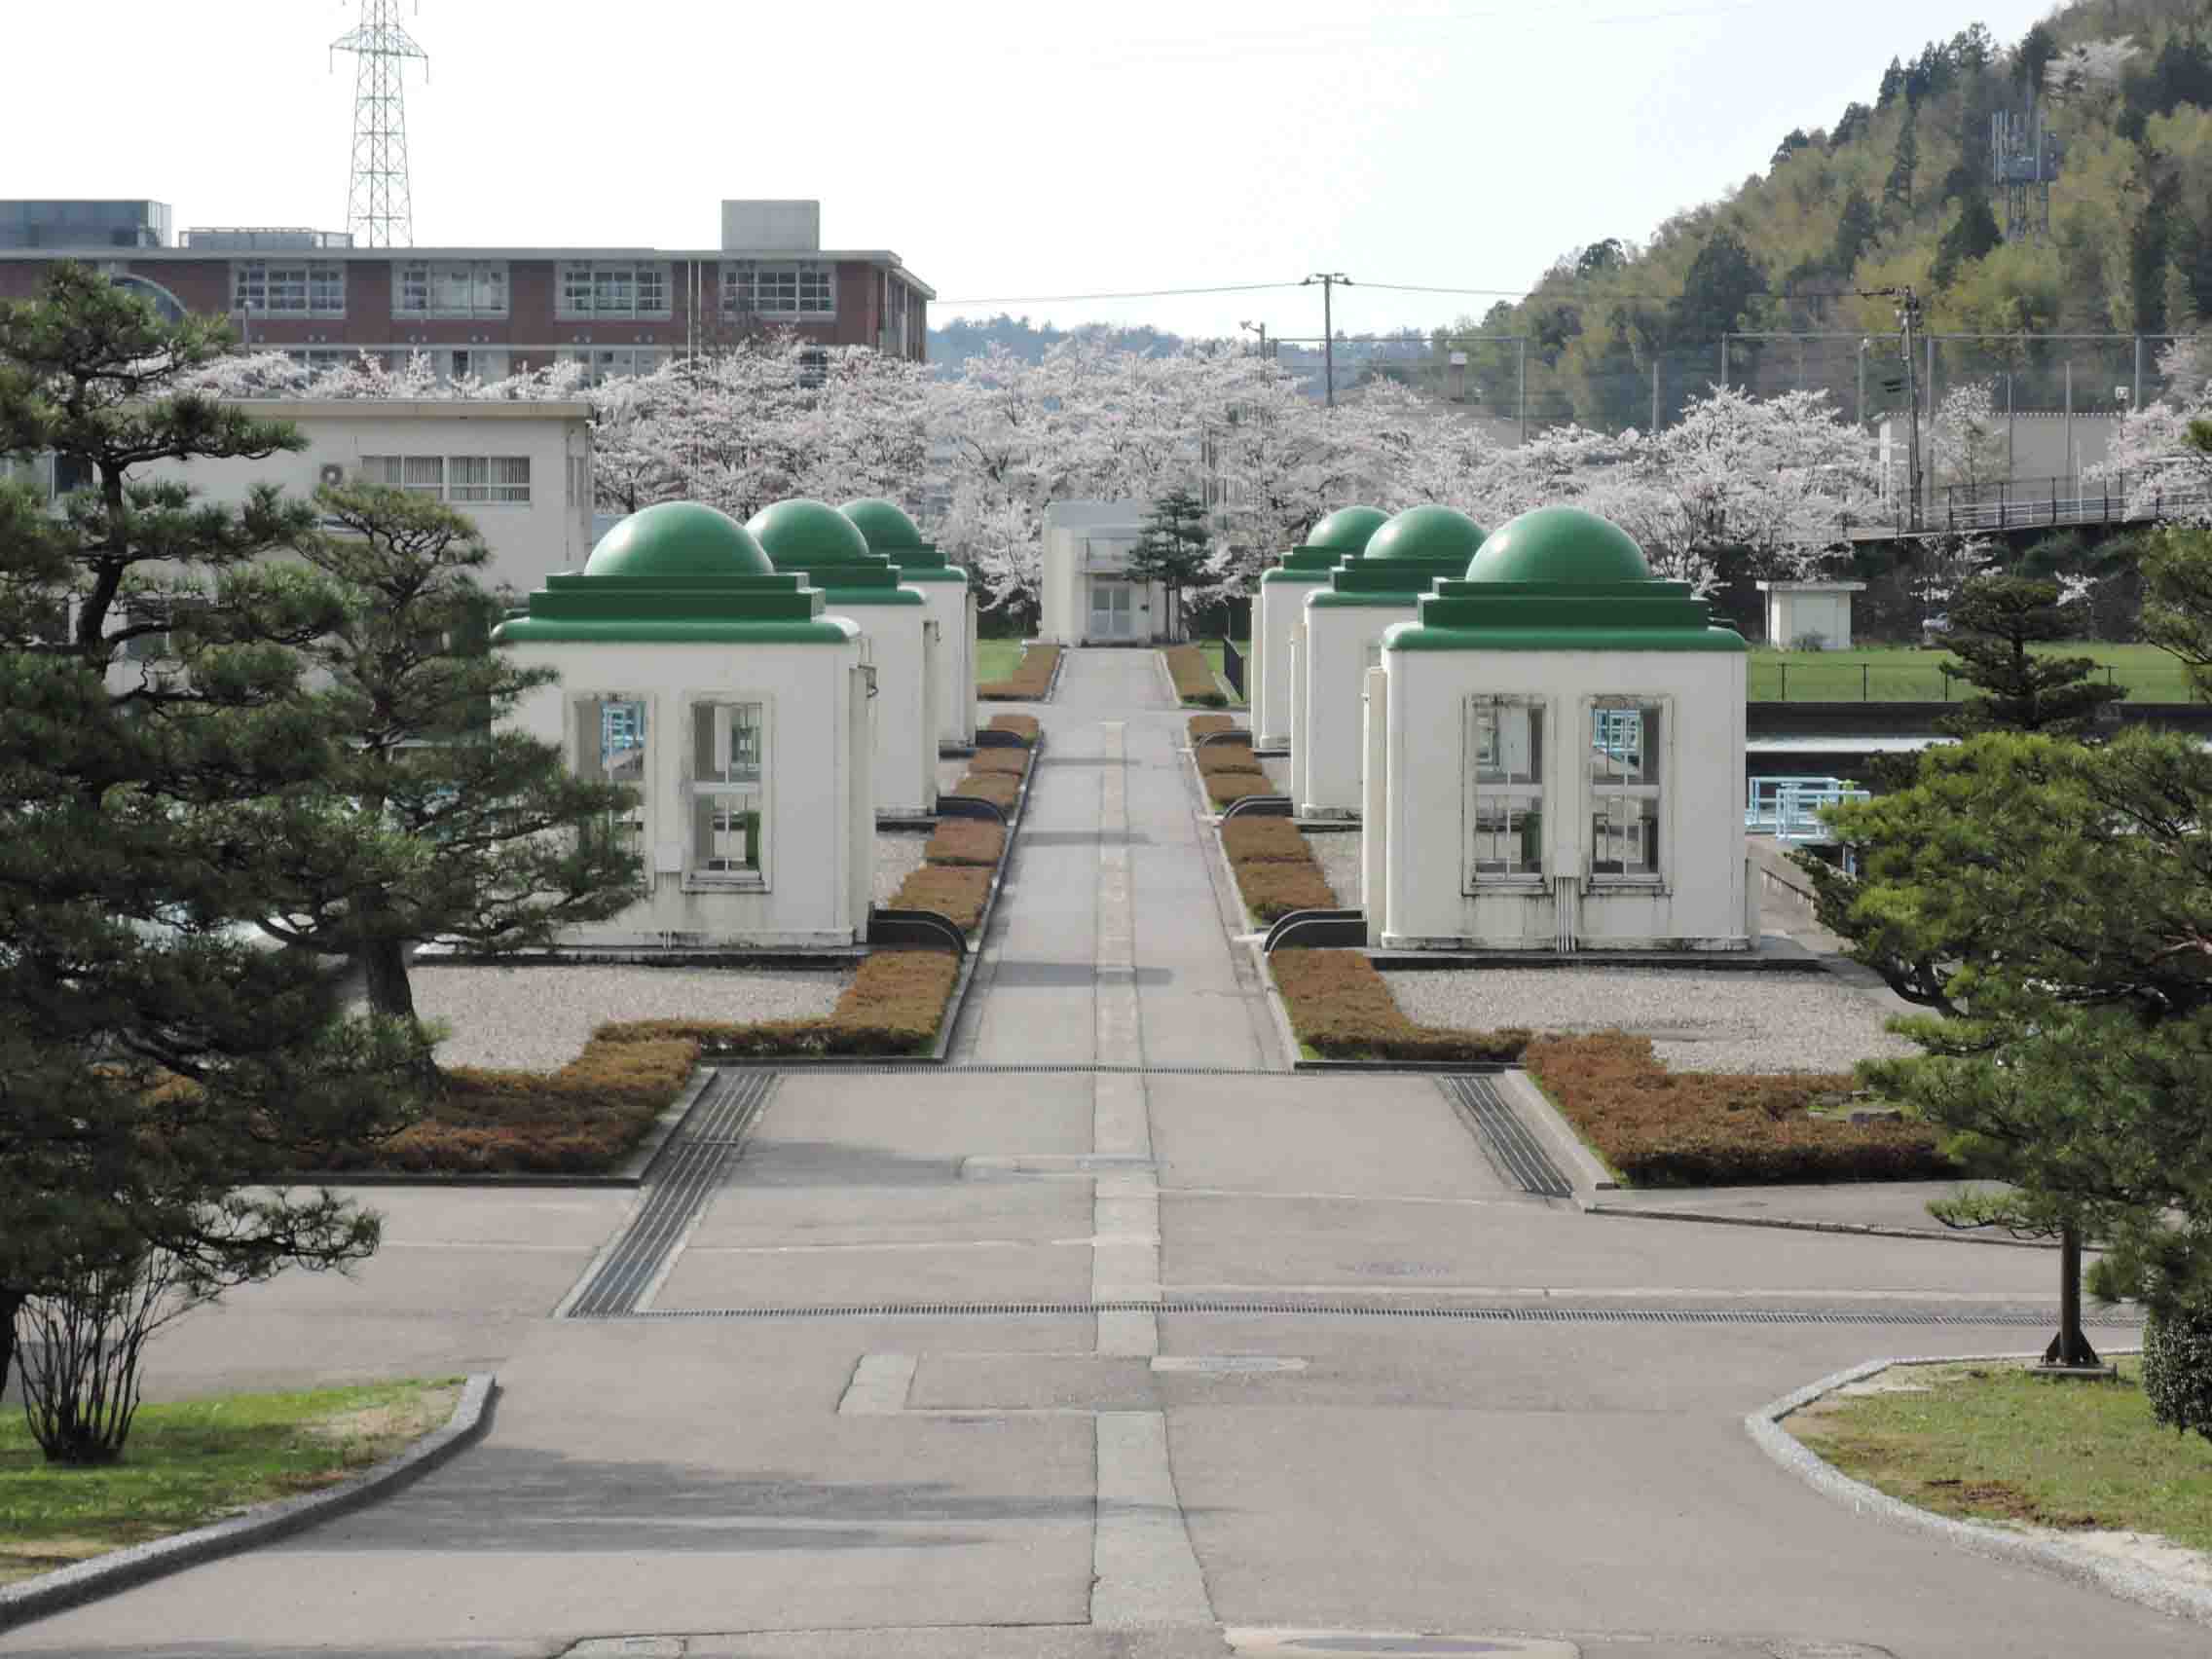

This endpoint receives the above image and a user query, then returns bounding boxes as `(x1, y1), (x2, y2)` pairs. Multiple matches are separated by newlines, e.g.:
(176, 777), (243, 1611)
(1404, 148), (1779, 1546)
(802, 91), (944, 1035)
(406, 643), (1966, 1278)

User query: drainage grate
(758, 1062), (1288, 1077)
(1444, 1076), (1573, 1199)
(589, 1297), (2142, 1329)
(563, 1070), (777, 1318)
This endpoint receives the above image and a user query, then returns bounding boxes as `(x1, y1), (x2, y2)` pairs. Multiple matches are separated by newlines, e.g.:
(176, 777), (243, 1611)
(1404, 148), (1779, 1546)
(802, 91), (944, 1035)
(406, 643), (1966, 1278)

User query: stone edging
(1583, 1199), (2056, 1248)
(1748, 1351), (2212, 1630)
(0, 1372), (498, 1636)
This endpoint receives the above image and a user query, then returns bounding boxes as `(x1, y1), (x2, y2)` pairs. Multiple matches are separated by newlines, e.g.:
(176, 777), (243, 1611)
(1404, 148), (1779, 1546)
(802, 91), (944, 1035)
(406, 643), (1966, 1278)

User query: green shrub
(2145, 1299), (2212, 1445)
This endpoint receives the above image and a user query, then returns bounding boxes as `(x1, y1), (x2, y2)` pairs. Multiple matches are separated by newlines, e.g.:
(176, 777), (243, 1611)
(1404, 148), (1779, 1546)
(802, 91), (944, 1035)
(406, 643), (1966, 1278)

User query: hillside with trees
(1446, 0), (2212, 431)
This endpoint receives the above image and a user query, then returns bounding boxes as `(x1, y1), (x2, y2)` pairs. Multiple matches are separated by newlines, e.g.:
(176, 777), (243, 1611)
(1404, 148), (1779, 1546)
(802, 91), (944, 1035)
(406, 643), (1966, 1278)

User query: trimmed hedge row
(1221, 817), (1311, 863)
(1198, 746), (1266, 778)
(1212, 788), (1337, 921)
(978, 644), (1061, 701)
(924, 819), (1007, 866)
(986, 713), (1040, 745)
(889, 864), (993, 933)
(1523, 1033), (1956, 1187)
(1188, 714), (1237, 739)
(1205, 770), (1276, 808)
(1163, 644), (1227, 706)
(1272, 948), (1529, 1061)
(597, 948), (964, 1059)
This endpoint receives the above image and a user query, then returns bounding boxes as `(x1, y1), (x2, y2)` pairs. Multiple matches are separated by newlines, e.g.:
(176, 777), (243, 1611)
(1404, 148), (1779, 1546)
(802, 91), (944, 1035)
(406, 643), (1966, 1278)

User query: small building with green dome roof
(492, 499), (876, 950)
(748, 498), (939, 820)
(840, 498), (977, 752)
(1291, 504), (1486, 820)
(1361, 504), (1752, 953)
(1250, 505), (1387, 751)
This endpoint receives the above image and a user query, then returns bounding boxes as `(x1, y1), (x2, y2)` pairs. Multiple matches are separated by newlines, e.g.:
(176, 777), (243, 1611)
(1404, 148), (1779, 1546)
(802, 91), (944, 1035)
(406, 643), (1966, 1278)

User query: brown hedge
(952, 771), (1021, 810)
(1188, 714), (1237, 739)
(978, 644), (1061, 701)
(986, 714), (1040, 746)
(1233, 861), (1343, 922)
(1163, 644), (1226, 706)
(1205, 771), (1274, 807)
(1197, 747), (1266, 778)
(967, 748), (1031, 776)
(597, 948), (962, 1059)
(1222, 818), (1311, 864)
(891, 864), (993, 933)
(925, 819), (1007, 866)
(1522, 1033), (1957, 1187)
(1272, 949), (1528, 1061)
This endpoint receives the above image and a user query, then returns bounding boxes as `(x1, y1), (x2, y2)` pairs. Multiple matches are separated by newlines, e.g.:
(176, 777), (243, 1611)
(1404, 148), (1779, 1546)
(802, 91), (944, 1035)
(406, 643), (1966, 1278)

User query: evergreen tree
(1936, 573), (2127, 736)
(1884, 115), (1920, 209)
(0, 265), (423, 1448)
(1126, 486), (1211, 641)
(2014, 21), (2058, 93)
(1831, 189), (1879, 278)
(240, 483), (645, 1025)
(1932, 191), (2004, 288)
(1669, 229), (1767, 345)
(1878, 55), (1906, 108)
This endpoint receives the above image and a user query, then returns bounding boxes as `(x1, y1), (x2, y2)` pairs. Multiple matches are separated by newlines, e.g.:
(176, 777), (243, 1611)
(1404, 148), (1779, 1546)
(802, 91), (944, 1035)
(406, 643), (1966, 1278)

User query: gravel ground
(1302, 829), (1362, 907)
(401, 963), (852, 1070)
(1382, 967), (1917, 1075)
(937, 756), (971, 796)
(874, 829), (931, 904)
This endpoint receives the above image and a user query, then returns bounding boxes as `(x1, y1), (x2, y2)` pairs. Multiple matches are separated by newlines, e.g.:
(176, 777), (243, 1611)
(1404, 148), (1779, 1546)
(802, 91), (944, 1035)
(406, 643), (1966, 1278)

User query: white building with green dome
(494, 500), (875, 951)
(749, 498), (939, 820)
(1250, 505), (1385, 752)
(1364, 505), (1752, 953)
(1293, 505), (1486, 820)
(840, 498), (977, 752)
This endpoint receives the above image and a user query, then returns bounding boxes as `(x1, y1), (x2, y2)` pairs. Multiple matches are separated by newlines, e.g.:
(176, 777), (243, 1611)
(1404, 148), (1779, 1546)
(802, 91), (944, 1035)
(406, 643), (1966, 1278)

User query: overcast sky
(11, 0), (2063, 341)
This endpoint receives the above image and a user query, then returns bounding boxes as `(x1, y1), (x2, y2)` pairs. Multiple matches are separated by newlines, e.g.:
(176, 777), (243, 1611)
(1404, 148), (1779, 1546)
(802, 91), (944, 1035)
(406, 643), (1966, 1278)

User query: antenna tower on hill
(332, 1), (429, 247)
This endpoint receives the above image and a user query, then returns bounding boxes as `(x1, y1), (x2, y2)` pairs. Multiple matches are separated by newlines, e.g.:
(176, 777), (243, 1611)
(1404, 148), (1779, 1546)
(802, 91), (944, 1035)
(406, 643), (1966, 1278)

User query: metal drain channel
(1444, 1075), (1573, 1199)
(564, 1069), (777, 1318)
(593, 1298), (2141, 1329)
(743, 1062), (1285, 1076)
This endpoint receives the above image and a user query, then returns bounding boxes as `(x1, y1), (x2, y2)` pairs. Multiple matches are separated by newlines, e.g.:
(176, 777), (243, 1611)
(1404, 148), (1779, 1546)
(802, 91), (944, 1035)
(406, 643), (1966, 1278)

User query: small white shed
(1038, 500), (1176, 645)
(1758, 580), (1867, 651)
(1368, 505), (1752, 953)
(494, 501), (874, 951)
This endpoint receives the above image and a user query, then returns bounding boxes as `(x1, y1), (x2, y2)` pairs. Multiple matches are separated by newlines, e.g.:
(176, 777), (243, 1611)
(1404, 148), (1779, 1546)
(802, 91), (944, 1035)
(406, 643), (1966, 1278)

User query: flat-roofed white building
(1038, 500), (1178, 645)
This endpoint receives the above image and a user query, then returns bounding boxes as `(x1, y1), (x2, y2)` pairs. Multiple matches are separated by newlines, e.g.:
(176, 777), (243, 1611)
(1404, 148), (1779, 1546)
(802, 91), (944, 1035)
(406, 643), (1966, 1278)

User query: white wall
(1253, 573), (1327, 747)
(1379, 644), (1750, 951)
(137, 399), (595, 597)
(500, 634), (871, 949)
(1039, 500), (1174, 643)
(830, 598), (937, 817)
(1298, 598), (1420, 818)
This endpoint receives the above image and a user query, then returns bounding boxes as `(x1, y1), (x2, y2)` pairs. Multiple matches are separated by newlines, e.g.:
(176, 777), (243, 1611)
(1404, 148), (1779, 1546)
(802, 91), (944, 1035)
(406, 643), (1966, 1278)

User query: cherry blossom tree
(2104, 337), (2212, 526)
(1930, 381), (2009, 494)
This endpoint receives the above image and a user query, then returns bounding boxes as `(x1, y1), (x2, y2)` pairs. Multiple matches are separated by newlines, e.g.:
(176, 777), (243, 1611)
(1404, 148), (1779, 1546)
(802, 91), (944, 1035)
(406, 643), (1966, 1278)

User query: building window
(686, 699), (766, 886)
(557, 260), (671, 319)
(1588, 697), (1664, 882)
(1463, 694), (1546, 886)
(721, 260), (835, 317)
(449, 456), (531, 504)
(232, 260), (345, 317)
(358, 455), (447, 498)
(560, 347), (667, 386)
(393, 259), (508, 318)
(572, 695), (648, 858)
(282, 348), (356, 374)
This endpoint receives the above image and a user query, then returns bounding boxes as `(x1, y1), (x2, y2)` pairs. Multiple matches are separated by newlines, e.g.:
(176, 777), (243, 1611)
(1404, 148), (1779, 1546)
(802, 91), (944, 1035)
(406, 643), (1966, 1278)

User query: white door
(1089, 580), (1133, 641)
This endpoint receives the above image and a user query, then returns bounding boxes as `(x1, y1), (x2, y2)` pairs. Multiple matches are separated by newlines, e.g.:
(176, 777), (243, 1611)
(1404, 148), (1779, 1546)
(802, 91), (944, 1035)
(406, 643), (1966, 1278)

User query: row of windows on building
(1465, 695), (1664, 887)
(230, 259), (844, 321)
(357, 454), (533, 503)
(274, 344), (833, 388)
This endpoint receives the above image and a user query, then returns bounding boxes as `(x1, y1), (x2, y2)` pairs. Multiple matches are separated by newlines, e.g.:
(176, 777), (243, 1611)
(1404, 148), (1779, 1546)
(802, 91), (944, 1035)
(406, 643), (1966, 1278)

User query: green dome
(1307, 505), (1390, 553)
(839, 498), (927, 553)
(1363, 504), (1488, 565)
(747, 498), (878, 569)
(1466, 505), (1651, 584)
(583, 501), (771, 578)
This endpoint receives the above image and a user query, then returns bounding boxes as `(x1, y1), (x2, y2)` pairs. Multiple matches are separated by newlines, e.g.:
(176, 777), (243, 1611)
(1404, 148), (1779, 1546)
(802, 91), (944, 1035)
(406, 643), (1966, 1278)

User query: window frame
(1584, 693), (1669, 887)
(555, 259), (673, 320)
(1461, 693), (1549, 892)
(720, 259), (837, 319)
(231, 259), (346, 317)
(570, 692), (651, 867)
(682, 694), (770, 892)
(391, 259), (510, 319)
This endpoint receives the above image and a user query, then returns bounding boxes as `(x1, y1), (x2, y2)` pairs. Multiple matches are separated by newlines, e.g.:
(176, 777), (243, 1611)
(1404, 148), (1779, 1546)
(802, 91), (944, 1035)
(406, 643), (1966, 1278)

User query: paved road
(8, 647), (2192, 1659)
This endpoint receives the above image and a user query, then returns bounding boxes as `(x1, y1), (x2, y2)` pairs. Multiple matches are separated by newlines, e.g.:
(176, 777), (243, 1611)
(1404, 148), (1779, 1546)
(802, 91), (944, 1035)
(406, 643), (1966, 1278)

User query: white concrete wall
(915, 581), (976, 748)
(1254, 574), (1327, 747)
(136, 399), (595, 597)
(1298, 599), (1419, 818)
(1039, 501), (1173, 643)
(839, 598), (937, 817)
(500, 635), (870, 949)
(1380, 644), (1750, 951)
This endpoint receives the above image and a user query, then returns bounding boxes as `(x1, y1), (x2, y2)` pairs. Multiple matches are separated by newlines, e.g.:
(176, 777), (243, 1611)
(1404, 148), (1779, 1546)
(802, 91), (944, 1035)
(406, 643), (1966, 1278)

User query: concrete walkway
(8, 648), (2195, 1659)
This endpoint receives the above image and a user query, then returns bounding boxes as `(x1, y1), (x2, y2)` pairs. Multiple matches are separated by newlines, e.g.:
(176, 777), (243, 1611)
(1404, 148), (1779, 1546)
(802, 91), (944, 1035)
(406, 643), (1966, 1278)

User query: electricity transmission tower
(332, 2), (429, 247)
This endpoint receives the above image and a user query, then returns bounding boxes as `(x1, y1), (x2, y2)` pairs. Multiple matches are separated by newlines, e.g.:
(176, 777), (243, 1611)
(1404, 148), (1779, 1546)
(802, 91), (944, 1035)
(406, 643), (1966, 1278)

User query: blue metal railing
(1745, 776), (1869, 841)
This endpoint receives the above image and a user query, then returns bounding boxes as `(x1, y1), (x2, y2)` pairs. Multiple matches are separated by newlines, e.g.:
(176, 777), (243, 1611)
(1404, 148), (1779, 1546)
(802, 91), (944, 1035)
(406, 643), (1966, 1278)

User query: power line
(935, 280), (1302, 307)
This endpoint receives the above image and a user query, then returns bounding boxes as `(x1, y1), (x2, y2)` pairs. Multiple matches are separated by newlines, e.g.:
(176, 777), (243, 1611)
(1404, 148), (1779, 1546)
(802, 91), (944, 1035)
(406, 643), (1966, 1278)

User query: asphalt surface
(7, 646), (2192, 1659)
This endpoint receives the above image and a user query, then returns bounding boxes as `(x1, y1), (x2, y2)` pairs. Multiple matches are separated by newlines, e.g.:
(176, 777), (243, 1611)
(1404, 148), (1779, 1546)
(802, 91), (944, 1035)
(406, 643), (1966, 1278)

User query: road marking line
(1091, 1410), (1213, 1628)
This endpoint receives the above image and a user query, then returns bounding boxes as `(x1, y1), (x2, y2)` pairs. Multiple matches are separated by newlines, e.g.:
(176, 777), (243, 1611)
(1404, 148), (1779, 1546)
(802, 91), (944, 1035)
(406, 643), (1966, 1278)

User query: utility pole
(1304, 273), (1351, 407)
(1238, 318), (1269, 358)
(1863, 285), (1927, 531)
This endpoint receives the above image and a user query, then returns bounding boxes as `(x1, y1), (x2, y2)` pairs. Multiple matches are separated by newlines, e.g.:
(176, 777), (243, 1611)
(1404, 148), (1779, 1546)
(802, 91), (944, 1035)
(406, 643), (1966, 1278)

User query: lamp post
(1238, 318), (1269, 358)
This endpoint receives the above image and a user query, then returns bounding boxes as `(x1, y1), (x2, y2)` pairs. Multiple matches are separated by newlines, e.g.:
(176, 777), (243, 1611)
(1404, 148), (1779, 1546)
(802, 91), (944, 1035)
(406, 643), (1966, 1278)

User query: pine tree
(0, 265), (423, 1449)
(1126, 486), (1212, 642)
(1831, 189), (1879, 278)
(243, 482), (645, 1025)
(1937, 573), (2126, 736)
(1884, 115), (1919, 209)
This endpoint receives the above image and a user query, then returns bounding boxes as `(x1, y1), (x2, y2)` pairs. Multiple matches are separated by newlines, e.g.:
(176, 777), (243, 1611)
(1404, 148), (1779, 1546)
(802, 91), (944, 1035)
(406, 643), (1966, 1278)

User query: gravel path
(874, 829), (931, 905)
(1382, 967), (1916, 1075)
(402, 964), (852, 1070)
(1302, 829), (1362, 907)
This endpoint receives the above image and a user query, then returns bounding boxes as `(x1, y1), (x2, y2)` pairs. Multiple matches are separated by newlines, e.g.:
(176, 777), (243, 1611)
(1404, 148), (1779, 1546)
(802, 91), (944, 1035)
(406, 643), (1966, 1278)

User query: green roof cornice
(1309, 556), (1456, 605)
(1384, 576), (1747, 653)
(496, 617), (862, 645)
(493, 568), (864, 645)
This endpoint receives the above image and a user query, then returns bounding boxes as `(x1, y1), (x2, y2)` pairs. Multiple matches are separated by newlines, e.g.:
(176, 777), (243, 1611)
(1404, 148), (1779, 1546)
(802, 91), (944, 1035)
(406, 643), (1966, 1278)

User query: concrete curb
(1495, 1068), (1620, 1193)
(1748, 1350), (2212, 1630)
(1584, 1200), (2058, 1248)
(0, 1372), (498, 1636)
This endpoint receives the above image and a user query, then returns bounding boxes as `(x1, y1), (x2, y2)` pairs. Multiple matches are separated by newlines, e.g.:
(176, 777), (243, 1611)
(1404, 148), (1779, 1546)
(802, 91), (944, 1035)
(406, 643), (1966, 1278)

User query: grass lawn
(1790, 1358), (2212, 1553)
(0, 1377), (462, 1586)
(1196, 640), (1250, 707)
(1751, 643), (2199, 703)
(976, 639), (1028, 684)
